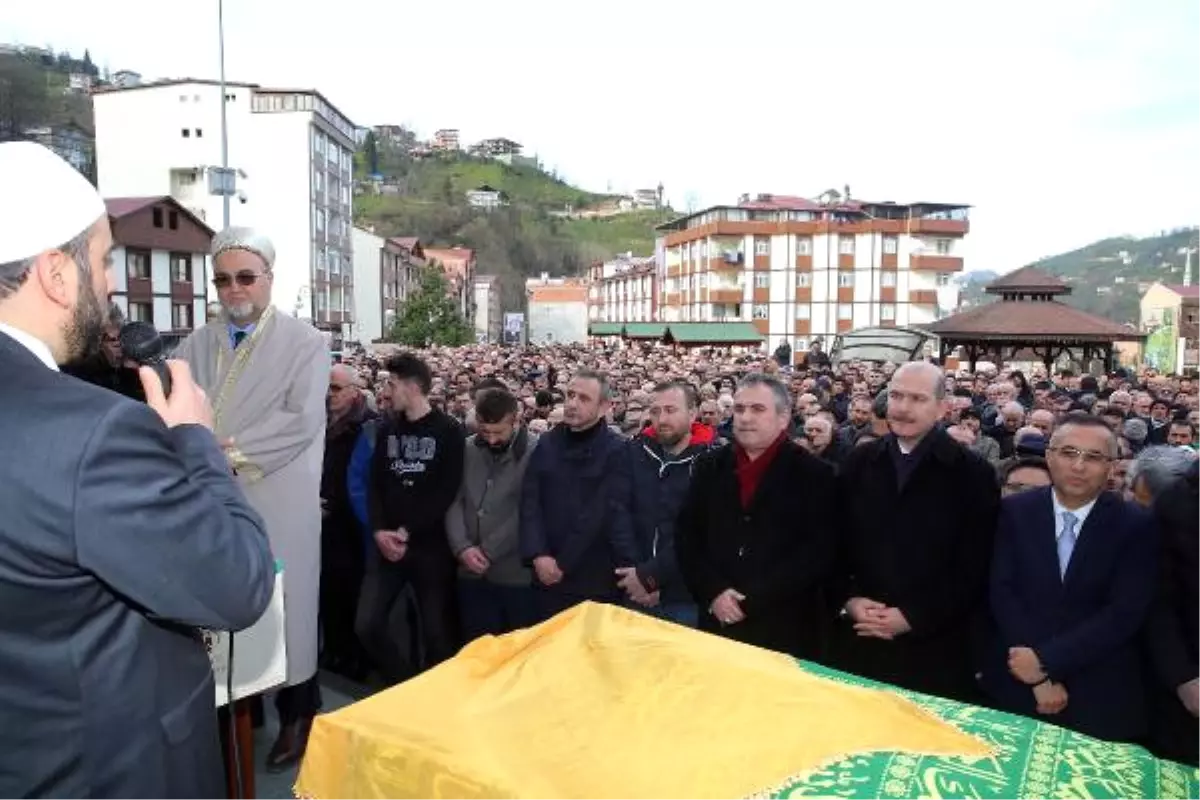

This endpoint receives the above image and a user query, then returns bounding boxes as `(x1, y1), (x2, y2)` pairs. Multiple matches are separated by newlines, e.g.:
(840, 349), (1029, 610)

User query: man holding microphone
(0, 143), (275, 797)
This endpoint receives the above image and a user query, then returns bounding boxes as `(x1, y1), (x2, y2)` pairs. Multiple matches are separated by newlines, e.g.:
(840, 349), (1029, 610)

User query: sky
(4, 0), (1198, 271)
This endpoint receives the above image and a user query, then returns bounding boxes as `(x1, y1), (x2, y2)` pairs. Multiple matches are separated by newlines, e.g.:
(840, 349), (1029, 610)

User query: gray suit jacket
(0, 332), (275, 798)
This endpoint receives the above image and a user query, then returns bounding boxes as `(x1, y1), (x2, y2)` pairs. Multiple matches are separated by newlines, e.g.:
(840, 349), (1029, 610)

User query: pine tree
(385, 264), (472, 347)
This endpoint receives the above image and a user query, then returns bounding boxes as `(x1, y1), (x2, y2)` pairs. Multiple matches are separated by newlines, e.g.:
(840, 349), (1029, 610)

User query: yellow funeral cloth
(296, 603), (990, 799)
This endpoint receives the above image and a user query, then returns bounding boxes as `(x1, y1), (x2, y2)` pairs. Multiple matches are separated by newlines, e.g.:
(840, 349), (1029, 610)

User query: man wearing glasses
(175, 227), (329, 771)
(983, 415), (1157, 744)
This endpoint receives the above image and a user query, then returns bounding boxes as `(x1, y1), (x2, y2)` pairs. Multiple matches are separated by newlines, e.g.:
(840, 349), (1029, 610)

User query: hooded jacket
(625, 422), (715, 603)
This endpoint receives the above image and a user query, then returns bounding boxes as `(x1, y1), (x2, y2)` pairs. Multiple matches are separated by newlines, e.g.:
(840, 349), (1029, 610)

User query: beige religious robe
(176, 306), (328, 686)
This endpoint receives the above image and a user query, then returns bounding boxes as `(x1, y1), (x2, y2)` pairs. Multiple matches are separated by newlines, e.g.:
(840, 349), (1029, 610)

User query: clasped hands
(1009, 645), (1069, 715)
(845, 597), (911, 639)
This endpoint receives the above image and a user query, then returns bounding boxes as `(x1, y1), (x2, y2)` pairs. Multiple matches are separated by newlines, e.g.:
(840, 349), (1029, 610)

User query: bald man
(321, 364), (376, 681)
(832, 362), (1000, 703)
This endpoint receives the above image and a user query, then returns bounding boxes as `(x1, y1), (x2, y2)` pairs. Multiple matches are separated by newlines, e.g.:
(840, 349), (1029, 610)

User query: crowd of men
(293, 339), (1198, 770)
(53, 242), (1200, 772)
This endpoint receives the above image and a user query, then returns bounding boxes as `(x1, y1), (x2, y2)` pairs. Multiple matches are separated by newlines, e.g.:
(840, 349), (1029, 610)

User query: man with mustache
(175, 227), (329, 772)
(0, 143), (274, 796)
(831, 361), (1000, 703)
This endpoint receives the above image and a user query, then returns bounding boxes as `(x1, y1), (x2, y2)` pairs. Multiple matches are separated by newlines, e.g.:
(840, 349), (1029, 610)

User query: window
(315, 208), (326, 232)
(172, 303), (194, 330)
(796, 236), (812, 255)
(838, 236), (855, 255)
(883, 236), (898, 254)
(935, 238), (953, 255)
(881, 271), (897, 288)
(838, 272), (855, 288)
(697, 273), (707, 288)
(195, 129), (203, 138)
(752, 304), (769, 319)
(755, 239), (770, 256)
(168, 211), (179, 230)
(937, 273), (952, 287)
(170, 253), (192, 282)
(795, 304), (811, 320)
(181, 128), (190, 138)
(796, 272), (811, 288)
(126, 250), (150, 279)
(128, 301), (153, 323)
(838, 303), (853, 320)
(754, 272), (771, 288)
(152, 208), (163, 228)
(881, 304), (896, 321)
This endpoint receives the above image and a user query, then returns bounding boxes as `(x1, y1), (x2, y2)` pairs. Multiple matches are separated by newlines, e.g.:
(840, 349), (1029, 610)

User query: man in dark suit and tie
(983, 415), (1157, 743)
(0, 142), (276, 797)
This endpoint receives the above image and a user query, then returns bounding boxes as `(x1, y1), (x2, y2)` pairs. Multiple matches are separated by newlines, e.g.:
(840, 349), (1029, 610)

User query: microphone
(118, 321), (172, 397)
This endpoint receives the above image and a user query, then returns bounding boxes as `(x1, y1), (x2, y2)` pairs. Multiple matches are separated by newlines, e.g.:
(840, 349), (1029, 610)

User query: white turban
(212, 226), (276, 270)
(0, 141), (105, 264)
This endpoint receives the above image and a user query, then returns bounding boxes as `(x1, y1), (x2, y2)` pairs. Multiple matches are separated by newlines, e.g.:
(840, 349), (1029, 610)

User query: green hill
(354, 130), (673, 312)
(960, 227), (1198, 324)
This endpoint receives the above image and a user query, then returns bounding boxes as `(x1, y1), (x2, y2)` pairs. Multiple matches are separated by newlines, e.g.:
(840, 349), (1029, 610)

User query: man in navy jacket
(520, 369), (636, 620)
(983, 415), (1157, 743)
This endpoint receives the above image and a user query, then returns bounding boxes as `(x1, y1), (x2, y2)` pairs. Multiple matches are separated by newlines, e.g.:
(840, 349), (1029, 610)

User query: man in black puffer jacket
(618, 381), (715, 627)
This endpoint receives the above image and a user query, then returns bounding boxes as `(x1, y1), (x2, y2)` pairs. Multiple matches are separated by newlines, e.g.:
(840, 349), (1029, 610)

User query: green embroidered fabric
(764, 663), (1199, 799)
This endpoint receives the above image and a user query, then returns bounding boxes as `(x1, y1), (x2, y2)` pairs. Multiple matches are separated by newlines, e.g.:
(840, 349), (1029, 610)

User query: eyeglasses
(212, 271), (268, 289)
(1048, 446), (1111, 466)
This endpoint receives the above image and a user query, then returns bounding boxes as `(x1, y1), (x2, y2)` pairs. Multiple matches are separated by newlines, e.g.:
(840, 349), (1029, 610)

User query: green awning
(588, 322), (624, 337)
(665, 322), (764, 344)
(623, 323), (669, 339)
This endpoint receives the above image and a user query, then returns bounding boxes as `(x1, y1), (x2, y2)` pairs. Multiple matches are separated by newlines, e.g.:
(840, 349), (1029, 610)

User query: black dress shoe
(265, 717), (313, 773)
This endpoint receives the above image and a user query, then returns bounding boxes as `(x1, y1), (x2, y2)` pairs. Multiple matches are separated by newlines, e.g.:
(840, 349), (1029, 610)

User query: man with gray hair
(832, 361), (1000, 702)
(1128, 445), (1197, 507)
(676, 373), (837, 657)
(176, 226), (329, 771)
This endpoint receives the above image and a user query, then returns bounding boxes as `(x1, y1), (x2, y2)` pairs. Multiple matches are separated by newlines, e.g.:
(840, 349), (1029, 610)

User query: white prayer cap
(0, 141), (105, 264)
(212, 226), (276, 270)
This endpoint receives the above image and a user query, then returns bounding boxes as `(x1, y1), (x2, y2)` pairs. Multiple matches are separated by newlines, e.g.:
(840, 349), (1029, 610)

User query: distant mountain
(959, 227), (1199, 324)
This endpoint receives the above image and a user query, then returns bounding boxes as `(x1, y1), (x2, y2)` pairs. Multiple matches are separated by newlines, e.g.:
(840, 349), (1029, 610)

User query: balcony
(663, 291), (681, 306)
(908, 217), (970, 235)
(709, 288), (742, 304)
(666, 263), (681, 277)
(910, 254), (963, 272)
(910, 289), (938, 305)
(709, 252), (744, 271)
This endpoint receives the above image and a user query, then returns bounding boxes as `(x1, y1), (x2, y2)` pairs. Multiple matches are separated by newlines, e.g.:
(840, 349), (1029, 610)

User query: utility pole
(206, 0), (237, 227)
(218, 0), (230, 228)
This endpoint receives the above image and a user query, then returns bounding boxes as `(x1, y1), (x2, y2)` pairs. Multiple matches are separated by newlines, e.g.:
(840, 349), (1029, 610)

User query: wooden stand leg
(223, 698), (257, 799)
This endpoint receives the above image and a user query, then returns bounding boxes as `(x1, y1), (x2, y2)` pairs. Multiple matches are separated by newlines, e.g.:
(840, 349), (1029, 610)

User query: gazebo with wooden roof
(924, 266), (1145, 372)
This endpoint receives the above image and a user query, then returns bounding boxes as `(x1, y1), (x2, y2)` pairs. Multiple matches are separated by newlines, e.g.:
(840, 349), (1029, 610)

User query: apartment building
(424, 246), (476, 321)
(105, 196), (213, 338)
(587, 253), (657, 323)
(92, 78), (358, 336)
(350, 229), (426, 343)
(432, 129), (460, 151)
(654, 193), (969, 355)
(527, 275), (588, 344)
(473, 274), (503, 343)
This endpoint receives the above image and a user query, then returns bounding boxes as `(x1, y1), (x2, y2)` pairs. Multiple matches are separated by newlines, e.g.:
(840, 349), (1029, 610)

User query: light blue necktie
(1057, 512), (1079, 579)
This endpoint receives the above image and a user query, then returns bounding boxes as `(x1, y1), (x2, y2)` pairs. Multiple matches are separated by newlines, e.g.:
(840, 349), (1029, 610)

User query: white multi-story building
(587, 253), (656, 323)
(92, 78), (358, 336)
(655, 193), (969, 359)
(349, 228), (425, 344)
(473, 274), (502, 343)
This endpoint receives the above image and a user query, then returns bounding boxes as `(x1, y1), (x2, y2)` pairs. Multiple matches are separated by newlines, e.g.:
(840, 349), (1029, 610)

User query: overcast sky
(4, 0), (1197, 270)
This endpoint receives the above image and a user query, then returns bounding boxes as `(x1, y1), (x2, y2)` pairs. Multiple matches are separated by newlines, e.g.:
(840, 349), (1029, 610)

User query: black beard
(63, 289), (107, 364)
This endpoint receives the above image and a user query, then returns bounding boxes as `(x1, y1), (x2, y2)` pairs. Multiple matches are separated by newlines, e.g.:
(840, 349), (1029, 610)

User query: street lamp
(206, 0), (235, 228)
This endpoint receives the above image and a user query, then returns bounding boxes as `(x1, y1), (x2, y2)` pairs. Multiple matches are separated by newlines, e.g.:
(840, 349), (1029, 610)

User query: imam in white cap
(0, 141), (106, 265)
(212, 226), (276, 270)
